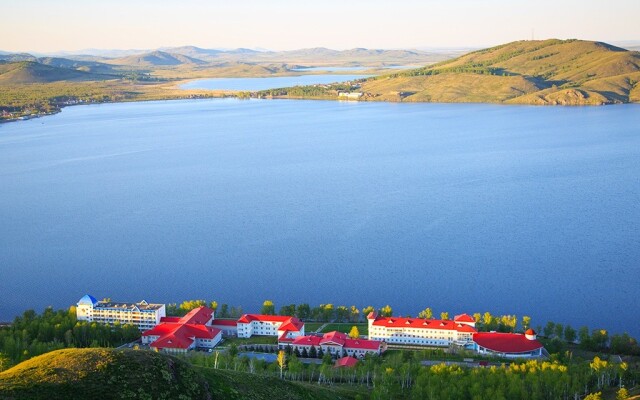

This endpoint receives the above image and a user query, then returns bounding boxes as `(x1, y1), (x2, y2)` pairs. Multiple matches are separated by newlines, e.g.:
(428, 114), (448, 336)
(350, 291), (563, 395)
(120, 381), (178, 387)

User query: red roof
(211, 319), (238, 327)
(454, 314), (476, 323)
(344, 338), (381, 350)
(335, 356), (358, 368)
(237, 314), (303, 332)
(473, 332), (543, 354)
(291, 335), (322, 347)
(320, 331), (348, 346)
(179, 306), (214, 325)
(160, 316), (181, 323)
(142, 307), (220, 350)
(288, 331), (380, 351)
(371, 316), (478, 333)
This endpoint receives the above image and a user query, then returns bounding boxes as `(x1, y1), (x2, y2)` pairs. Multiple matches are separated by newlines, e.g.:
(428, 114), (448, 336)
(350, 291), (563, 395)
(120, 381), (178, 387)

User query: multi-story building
(76, 294), (166, 331)
(237, 314), (304, 341)
(282, 330), (385, 358)
(142, 306), (222, 354)
(367, 312), (477, 346)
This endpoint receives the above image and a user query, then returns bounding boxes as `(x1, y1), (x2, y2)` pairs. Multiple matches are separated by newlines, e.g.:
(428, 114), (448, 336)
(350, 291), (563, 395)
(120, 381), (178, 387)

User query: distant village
(76, 294), (547, 366)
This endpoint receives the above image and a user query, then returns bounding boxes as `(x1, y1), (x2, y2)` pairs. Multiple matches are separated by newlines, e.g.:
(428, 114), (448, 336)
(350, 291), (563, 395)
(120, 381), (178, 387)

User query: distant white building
(367, 312), (477, 347)
(237, 314), (305, 341)
(76, 294), (165, 331)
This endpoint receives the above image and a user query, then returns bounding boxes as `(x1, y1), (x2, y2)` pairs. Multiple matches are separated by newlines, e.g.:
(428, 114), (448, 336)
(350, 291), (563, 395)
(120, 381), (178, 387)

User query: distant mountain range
(0, 46), (455, 67)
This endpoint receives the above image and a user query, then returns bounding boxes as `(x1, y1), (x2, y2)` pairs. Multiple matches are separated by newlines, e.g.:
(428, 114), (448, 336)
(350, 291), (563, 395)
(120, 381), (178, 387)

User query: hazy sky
(3, 0), (639, 52)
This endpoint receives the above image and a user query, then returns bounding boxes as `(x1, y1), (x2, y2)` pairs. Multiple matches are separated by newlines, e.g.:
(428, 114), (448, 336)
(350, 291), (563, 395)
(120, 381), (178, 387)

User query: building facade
(237, 314), (305, 341)
(76, 294), (166, 331)
(281, 331), (385, 358)
(142, 306), (222, 354)
(367, 312), (477, 347)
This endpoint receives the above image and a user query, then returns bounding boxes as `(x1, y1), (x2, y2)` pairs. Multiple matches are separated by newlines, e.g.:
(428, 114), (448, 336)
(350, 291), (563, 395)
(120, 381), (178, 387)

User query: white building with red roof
(367, 312), (477, 347)
(141, 306), (222, 354)
(471, 329), (545, 358)
(211, 319), (238, 336)
(282, 331), (385, 358)
(237, 314), (305, 342)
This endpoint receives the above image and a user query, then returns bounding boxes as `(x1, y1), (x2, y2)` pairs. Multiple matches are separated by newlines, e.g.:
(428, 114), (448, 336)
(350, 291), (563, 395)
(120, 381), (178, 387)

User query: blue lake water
(179, 74), (370, 91)
(0, 99), (639, 338)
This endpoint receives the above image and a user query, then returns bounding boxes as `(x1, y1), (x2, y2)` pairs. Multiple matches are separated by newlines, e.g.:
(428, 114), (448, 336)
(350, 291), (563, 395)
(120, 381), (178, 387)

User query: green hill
(353, 39), (640, 104)
(0, 348), (363, 400)
(0, 62), (110, 84)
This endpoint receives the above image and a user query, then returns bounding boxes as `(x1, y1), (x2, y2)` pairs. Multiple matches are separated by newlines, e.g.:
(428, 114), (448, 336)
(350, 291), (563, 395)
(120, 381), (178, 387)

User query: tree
(418, 308), (433, 319)
(522, 316), (531, 331)
(592, 329), (609, 351)
(379, 305), (393, 317)
(279, 304), (295, 316)
(584, 392), (602, 400)
(362, 306), (375, 317)
(440, 312), (449, 320)
(209, 301), (218, 312)
(219, 304), (229, 318)
(483, 312), (493, 330)
(579, 326), (592, 350)
(309, 346), (317, 358)
(0, 353), (10, 372)
(617, 388), (629, 400)
(277, 350), (286, 379)
(544, 321), (556, 338)
(349, 326), (360, 339)
(564, 325), (577, 343)
(336, 306), (349, 322)
(554, 323), (564, 340)
(261, 300), (275, 315)
(295, 303), (311, 320)
(349, 306), (360, 322)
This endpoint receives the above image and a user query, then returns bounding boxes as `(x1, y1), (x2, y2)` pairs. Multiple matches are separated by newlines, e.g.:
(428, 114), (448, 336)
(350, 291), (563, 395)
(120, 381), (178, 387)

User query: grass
(197, 367), (366, 400)
(304, 323), (325, 332)
(0, 348), (210, 400)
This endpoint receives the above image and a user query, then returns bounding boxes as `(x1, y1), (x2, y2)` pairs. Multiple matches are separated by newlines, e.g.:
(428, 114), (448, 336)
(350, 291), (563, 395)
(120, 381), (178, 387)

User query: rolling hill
(0, 348), (363, 400)
(0, 61), (112, 84)
(108, 50), (207, 66)
(357, 39), (640, 104)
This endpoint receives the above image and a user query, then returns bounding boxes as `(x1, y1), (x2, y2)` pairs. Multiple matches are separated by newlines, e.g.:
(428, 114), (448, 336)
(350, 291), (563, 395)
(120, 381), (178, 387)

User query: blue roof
(78, 294), (98, 305)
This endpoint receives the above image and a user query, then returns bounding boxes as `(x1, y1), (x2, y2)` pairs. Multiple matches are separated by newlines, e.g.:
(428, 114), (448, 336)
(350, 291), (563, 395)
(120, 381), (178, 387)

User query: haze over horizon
(3, 0), (639, 54)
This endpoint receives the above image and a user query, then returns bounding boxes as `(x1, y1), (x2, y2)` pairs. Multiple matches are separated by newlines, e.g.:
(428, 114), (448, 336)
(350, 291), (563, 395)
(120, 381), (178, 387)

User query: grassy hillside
(358, 39), (640, 104)
(0, 348), (210, 400)
(0, 62), (110, 84)
(0, 348), (364, 400)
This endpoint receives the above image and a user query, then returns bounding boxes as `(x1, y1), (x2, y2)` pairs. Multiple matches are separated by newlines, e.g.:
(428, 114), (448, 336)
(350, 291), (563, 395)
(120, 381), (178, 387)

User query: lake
(1, 99), (639, 338)
(179, 74), (370, 91)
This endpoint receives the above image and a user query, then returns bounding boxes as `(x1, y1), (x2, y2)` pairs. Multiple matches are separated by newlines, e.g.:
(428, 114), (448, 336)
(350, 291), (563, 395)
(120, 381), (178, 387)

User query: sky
(2, 0), (639, 53)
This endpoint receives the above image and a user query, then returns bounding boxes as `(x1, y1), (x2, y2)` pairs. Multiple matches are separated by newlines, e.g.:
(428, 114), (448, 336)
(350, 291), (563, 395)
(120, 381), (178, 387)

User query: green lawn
(320, 323), (368, 336)
(304, 323), (324, 332)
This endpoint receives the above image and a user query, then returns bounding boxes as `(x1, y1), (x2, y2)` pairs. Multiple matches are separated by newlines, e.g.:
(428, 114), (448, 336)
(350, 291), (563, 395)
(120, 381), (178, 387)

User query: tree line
(187, 347), (637, 400)
(0, 307), (139, 370)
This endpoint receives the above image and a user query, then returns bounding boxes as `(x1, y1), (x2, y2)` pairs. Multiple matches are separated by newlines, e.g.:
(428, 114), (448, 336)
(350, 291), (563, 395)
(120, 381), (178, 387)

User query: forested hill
(357, 39), (640, 104)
